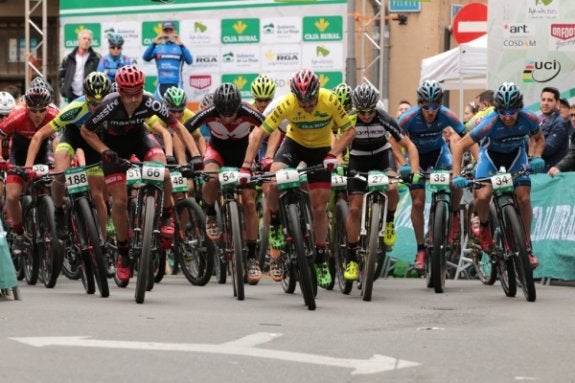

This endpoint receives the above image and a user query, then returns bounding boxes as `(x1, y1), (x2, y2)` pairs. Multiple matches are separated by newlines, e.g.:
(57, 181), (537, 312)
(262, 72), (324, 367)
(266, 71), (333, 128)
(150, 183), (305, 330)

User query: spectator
(570, 104), (575, 140)
(539, 86), (569, 170)
(3, 85), (21, 101)
(396, 100), (411, 120)
(559, 98), (570, 120)
(463, 101), (478, 125)
(97, 33), (137, 83)
(549, 107), (575, 176)
(57, 29), (101, 102)
(465, 89), (494, 132)
(142, 21), (193, 99)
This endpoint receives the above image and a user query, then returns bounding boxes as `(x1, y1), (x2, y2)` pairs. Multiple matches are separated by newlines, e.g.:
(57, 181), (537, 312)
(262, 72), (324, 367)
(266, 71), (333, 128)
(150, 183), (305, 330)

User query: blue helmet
(107, 33), (124, 47)
(494, 82), (523, 110)
(417, 80), (443, 104)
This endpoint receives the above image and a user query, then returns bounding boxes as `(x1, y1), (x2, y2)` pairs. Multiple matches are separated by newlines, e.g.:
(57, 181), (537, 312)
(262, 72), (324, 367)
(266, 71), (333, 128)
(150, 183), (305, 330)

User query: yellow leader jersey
(261, 88), (353, 148)
(146, 108), (200, 137)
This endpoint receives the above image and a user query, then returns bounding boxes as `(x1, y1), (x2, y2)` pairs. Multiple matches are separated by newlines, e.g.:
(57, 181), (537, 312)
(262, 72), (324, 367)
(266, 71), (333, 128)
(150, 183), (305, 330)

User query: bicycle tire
(228, 200), (245, 301)
(175, 198), (215, 286)
(38, 196), (63, 288)
(281, 253), (297, 294)
(67, 200), (95, 294)
(467, 202), (497, 285)
(135, 195), (155, 304)
(503, 205), (536, 302)
(494, 227), (516, 298)
(287, 203), (316, 310)
(21, 196), (39, 285)
(332, 199), (352, 294)
(362, 202), (381, 302)
(431, 200), (448, 294)
(77, 197), (109, 298)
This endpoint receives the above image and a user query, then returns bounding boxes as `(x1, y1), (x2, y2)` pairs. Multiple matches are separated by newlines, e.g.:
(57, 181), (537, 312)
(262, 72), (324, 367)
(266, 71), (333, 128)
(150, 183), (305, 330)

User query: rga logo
(522, 59), (561, 83)
(189, 75), (212, 90)
(194, 55), (218, 66)
(503, 23), (535, 37)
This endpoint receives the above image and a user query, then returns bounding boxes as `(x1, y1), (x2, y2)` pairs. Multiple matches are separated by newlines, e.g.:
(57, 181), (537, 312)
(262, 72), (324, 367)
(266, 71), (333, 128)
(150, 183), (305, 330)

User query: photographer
(142, 21), (193, 100)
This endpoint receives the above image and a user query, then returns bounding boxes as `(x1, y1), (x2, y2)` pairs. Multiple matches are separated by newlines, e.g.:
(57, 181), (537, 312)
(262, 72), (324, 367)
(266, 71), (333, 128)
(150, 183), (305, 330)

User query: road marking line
(10, 332), (420, 375)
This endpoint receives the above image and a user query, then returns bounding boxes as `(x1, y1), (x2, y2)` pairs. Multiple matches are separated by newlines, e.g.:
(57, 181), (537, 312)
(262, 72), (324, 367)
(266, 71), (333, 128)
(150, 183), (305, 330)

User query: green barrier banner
(388, 174), (575, 281)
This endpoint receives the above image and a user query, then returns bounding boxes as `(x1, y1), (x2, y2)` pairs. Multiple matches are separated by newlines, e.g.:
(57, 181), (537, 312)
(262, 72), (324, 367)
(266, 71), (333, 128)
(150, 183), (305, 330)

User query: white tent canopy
(420, 34), (487, 90)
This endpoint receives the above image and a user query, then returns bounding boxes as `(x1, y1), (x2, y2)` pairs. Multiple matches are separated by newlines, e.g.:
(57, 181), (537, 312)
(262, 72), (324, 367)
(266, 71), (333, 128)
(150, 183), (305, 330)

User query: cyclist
(451, 82), (544, 269)
(79, 65), (202, 283)
(344, 83), (420, 280)
(241, 68), (356, 288)
(97, 33), (137, 83)
(0, 85), (59, 254)
(184, 83), (266, 285)
(398, 80), (466, 271)
(0, 91), (16, 204)
(197, 93), (214, 145)
(250, 75), (279, 161)
(24, 72), (111, 242)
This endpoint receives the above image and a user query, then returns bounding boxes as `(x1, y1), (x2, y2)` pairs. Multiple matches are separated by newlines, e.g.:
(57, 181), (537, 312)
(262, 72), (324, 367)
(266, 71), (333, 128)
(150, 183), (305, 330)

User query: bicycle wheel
(467, 202), (497, 285)
(135, 195), (155, 304)
(68, 203), (95, 294)
(493, 226), (516, 298)
(287, 203), (316, 310)
(21, 196), (39, 285)
(362, 202), (381, 302)
(38, 196), (63, 288)
(431, 200), (448, 294)
(175, 198), (215, 286)
(332, 199), (352, 294)
(281, 253), (297, 294)
(227, 201), (245, 301)
(502, 205), (535, 302)
(77, 197), (109, 298)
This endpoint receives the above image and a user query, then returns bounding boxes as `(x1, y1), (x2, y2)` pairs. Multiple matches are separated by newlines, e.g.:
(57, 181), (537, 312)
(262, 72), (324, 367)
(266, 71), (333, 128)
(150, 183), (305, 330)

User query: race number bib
(64, 166), (89, 194)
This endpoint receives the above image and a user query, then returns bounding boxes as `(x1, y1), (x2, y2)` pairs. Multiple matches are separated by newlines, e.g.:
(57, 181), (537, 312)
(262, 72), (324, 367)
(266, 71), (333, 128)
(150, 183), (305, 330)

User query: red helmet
(114, 65), (145, 91)
(290, 69), (319, 103)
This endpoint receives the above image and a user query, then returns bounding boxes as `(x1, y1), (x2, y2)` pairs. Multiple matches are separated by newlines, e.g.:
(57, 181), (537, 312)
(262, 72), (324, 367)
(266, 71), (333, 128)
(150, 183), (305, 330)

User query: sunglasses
(357, 109), (375, 116)
(498, 108), (518, 116)
(87, 99), (101, 107)
(29, 107), (47, 114)
(109, 45), (122, 50)
(255, 98), (272, 103)
(169, 108), (184, 114)
(570, 113), (575, 117)
(421, 104), (440, 111)
(297, 99), (317, 109)
(120, 88), (144, 96)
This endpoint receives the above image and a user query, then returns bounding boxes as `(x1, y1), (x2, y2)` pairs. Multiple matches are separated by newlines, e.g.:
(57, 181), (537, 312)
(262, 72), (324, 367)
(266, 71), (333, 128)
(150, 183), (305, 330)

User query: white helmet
(0, 91), (16, 116)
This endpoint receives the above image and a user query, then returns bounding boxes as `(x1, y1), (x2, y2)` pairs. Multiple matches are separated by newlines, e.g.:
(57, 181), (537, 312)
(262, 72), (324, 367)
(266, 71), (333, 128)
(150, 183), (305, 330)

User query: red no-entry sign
(452, 2), (488, 44)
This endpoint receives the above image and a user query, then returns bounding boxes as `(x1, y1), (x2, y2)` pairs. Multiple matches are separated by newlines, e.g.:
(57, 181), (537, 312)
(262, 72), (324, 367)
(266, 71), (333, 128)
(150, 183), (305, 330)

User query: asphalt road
(1, 274), (574, 383)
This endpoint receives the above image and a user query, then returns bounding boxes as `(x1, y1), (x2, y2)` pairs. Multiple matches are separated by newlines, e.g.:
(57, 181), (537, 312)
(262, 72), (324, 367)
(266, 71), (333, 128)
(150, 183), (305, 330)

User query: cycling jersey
(261, 88), (353, 149)
(49, 96), (91, 132)
(97, 54), (137, 83)
(470, 110), (539, 153)
(350, 107), (403, 157)
(0, 105), (59, 140)
(147, 107), (199, 137)
(398, 105), (464, 154)
(142, 41), (192, 89)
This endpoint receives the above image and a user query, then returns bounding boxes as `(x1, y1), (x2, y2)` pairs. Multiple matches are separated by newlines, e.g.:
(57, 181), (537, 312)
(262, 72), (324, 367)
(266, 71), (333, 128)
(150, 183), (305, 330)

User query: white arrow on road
(10, 332), (419, 375)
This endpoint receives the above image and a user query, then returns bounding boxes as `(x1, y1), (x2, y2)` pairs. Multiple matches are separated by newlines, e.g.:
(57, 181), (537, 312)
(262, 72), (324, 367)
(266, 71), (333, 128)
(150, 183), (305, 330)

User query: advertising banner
(59, 0), (347, 103)
(488, 0), (575, 111)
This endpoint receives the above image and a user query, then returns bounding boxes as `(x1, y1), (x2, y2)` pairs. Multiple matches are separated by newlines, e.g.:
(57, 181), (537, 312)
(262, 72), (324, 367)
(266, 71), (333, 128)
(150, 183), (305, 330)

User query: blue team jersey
(470, 110), (540, 153)
(142, 42), (193, 85)
(97, 55), (137, 83)
(398, 105), (464, 154)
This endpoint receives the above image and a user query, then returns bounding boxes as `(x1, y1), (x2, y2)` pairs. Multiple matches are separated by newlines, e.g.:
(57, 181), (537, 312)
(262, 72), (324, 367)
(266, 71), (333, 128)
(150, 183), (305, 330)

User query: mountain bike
(60, 163), (109, 297)
(465, 168), (536, 302)
(252, 165), (320, 310)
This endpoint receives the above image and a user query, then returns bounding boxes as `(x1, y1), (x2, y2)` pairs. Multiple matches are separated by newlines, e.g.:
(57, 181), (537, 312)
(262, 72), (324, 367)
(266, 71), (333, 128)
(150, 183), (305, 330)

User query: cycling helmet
(24, 86), (52, 108)
(83, 71), (111, 100)
(290, 69), (320, 103)
(417, 80), (444, 104)
(332, 83), (353, 111)
(110, 82), (119, 93)
(199, 93), (214, 109)
(29, 77), (54, 102)
(107, 33), (124, 47)
(114, 65), (145, 91)
(352, 83), (379, 110)
(213, 83), (241, 117)
(251, 75), (276, 100)
(163, 86), (187, 110)
(493, 82), (524, 111)
(0, 91), (16, 116)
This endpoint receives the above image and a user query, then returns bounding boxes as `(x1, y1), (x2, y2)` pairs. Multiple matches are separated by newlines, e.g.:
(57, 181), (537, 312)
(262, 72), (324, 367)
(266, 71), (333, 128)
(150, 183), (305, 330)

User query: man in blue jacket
(539, 86), (569, 170)
(143, 21), (193, 99)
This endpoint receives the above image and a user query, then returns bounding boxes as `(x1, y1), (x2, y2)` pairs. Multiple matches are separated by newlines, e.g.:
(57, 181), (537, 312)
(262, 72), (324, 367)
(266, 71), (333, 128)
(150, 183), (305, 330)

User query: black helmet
(493, 82), (524, 111)
(30, 77), (54, 102)
(199, 93), (214, 109)
(213, 83), (241, 117)
(83, 71), (112, 100)
(25, 86), (52, 108)
(417, 80), (444, 104)
(352, 83), (379, 110)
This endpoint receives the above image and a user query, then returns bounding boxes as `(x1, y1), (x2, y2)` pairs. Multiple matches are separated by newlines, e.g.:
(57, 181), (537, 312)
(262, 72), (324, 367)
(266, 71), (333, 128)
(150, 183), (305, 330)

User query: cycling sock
(480, 221), (489, 227)
(386, 210), (395, 223)
(117, 241), (129, 257)
(417, 244), (426, 252)
(13, 223), (23, 235)
(347, 242), (359, 262)
(205, 203), (216, 216)
(270, 210), (280, 225)
(315, 245), (326, 264)
(162, 207), (172, 218)
(246, 240), (257, 259)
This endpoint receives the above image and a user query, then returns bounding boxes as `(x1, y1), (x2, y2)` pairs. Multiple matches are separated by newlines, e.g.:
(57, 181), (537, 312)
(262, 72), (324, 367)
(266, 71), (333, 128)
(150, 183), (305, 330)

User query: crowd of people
(2, 24), (574, 294)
